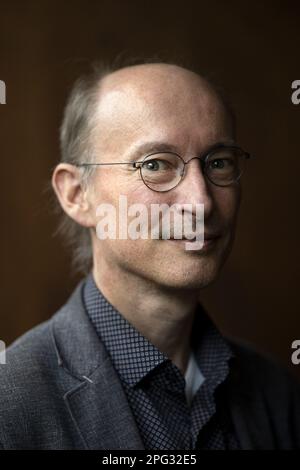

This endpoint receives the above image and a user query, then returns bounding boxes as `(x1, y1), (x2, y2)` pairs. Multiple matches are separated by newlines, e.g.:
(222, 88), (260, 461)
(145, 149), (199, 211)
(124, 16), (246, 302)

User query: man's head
(52, 61), (242, 291)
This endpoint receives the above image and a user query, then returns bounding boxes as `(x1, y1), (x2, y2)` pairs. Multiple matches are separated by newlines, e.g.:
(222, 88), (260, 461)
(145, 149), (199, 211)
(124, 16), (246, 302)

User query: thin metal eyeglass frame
(75, 143), (251, 192)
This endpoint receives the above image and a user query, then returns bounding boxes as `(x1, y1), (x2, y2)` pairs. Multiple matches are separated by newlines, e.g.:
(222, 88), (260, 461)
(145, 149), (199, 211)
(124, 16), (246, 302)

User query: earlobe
(52, 163), (93, 228)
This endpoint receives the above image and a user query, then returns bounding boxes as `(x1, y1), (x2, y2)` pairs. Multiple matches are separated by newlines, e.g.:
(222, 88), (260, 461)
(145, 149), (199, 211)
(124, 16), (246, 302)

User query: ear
(51, 163), (94, 228)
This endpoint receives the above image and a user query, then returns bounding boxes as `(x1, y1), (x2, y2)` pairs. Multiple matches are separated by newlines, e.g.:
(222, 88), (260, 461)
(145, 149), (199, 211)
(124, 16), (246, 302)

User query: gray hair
(54, 62), (112, 275)
(53, 57), (236, 275)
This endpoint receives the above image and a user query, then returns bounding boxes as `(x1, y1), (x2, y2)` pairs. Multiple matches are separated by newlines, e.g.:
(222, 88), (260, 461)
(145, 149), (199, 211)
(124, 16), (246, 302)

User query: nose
(176, 157), (214, 217)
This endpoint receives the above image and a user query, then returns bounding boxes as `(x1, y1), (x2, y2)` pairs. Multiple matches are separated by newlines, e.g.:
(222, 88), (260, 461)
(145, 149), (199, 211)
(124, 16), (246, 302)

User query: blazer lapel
(51, 280), (145, 450)
(64, 359), (145, 449)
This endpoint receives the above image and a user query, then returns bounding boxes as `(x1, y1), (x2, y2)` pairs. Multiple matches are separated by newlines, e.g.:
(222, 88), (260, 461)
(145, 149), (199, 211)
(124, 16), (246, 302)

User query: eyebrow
(127, 139), (238, 161)
(127, 141), (180, 161)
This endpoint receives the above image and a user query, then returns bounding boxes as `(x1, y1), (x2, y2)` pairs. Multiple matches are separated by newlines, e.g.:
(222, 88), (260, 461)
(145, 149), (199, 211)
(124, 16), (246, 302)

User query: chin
(149, 259), (222, 291)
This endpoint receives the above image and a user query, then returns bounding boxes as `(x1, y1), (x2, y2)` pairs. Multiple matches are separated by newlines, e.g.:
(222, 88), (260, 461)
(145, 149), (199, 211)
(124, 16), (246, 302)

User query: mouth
(167, 233), (222, 250)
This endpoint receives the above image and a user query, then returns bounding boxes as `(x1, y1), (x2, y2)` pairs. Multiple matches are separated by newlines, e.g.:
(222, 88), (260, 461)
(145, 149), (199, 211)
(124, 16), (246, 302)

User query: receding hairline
(102, 62), (209, 84)
(95, 62), (222, 102)
(90, 62), (236, 137)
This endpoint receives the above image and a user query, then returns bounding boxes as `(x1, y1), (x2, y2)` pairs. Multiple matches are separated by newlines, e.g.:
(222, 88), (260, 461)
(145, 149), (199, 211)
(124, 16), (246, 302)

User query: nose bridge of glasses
(179, 155), (211, 193)
(183, 155), (206, 179)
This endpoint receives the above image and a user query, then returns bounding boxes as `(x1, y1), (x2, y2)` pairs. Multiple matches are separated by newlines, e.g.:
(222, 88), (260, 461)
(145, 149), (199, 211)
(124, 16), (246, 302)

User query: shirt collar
(83, 271), (234, 390)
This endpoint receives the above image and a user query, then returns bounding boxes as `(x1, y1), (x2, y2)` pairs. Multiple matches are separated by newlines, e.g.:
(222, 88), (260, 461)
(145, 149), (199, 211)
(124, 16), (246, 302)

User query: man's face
(87, 65), (241, 290)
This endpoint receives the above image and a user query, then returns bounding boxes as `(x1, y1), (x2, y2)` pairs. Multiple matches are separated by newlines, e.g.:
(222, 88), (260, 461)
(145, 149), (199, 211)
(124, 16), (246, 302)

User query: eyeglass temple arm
(75, 162), (141, 167)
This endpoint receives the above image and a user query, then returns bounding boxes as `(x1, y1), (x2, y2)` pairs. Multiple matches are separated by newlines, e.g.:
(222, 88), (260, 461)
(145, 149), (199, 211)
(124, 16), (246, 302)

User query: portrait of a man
(1, 1), (300, 453)
(0, 58), (300, 450)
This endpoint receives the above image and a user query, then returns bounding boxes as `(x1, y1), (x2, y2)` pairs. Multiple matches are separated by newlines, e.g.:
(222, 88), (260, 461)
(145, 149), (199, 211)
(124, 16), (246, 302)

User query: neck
(92, 258), (199, 375)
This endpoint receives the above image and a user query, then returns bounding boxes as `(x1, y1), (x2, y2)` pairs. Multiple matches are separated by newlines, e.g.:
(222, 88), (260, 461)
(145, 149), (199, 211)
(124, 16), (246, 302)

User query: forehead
(93, 66), (233, 154)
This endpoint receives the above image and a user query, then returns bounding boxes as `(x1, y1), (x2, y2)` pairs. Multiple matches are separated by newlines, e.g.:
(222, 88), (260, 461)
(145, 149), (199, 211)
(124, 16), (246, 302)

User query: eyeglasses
(76, 143), (251, 192)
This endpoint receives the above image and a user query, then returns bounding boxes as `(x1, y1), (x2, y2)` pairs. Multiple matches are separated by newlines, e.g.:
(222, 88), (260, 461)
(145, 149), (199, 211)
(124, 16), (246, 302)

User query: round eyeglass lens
(204, 146), (248, 186)
(140, 152), (184, 192)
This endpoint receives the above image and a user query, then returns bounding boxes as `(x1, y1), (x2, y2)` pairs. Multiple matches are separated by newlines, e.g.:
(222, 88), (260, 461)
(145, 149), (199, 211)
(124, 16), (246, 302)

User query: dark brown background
(1, 0), (299, 378)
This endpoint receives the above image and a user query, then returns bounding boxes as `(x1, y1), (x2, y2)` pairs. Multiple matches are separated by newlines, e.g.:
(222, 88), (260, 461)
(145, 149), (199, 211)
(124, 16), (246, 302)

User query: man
(0, 61), (299, 450)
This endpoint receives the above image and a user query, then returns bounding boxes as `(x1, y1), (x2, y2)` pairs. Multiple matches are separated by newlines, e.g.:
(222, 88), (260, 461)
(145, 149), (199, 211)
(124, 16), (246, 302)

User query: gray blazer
(0, 279), (300, 450)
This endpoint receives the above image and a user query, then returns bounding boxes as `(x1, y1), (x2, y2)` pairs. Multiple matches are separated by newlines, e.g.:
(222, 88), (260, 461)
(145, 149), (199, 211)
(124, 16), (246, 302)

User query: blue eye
(143, 159), (171, 171)
(209, 158), (233, 170)
(212, 159), (225, 169)
(145, 160), (160, 171)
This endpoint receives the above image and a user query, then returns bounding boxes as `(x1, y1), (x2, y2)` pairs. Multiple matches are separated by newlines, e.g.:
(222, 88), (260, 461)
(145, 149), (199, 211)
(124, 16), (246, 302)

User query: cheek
(95, 168), (152, 203)
(127, 188), (166, 207)
(89, 177), (167, 236)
